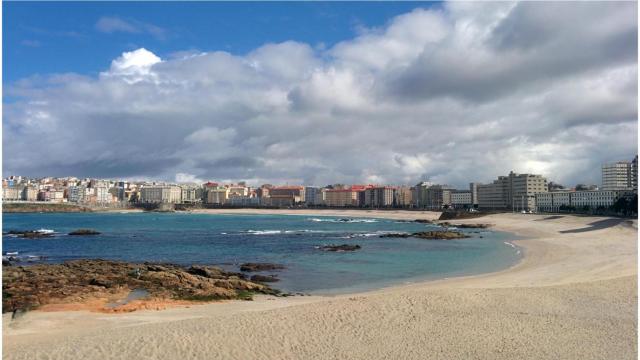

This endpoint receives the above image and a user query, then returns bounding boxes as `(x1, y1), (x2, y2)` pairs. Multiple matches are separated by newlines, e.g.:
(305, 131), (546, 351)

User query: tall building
(477, 171), (548, 211)
(602, 156), (637, 190)
(414, 183), (452, 209)
(304, 186), (321, 205)
(363, 186), (395, 207)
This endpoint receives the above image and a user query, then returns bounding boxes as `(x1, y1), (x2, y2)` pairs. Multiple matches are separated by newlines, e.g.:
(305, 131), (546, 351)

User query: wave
(307, 218), (378, 223)
(242, 229), (338, 235)
(36, 229), (55, 234)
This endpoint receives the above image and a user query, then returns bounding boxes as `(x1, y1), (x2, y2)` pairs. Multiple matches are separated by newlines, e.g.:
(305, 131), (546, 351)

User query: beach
(2, 210), (637, 359)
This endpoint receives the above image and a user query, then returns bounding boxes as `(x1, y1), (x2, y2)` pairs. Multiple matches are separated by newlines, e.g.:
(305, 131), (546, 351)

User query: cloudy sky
(3, 2), (638, 188)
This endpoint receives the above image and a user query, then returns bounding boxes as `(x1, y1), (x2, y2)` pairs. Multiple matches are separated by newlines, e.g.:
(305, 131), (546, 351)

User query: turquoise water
(2, 213), (521, 294)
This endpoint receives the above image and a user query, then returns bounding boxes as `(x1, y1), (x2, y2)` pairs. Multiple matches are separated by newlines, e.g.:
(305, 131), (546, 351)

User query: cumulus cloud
(4, 2), (638, 187)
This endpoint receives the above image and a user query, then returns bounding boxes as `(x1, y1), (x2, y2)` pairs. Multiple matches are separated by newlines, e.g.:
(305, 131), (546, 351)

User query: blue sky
(3, 1), (437, 83)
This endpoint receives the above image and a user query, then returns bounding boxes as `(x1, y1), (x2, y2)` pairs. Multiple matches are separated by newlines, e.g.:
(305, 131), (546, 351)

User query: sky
(3, 1), (638, 188)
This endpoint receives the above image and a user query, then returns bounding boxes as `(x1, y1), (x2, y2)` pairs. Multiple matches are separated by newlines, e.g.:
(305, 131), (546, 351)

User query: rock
(318, 244), (361, 252)
(414, 219), (435, 224)
(8, 230), (53, 239)
(250, 275), (279, 283)
(2, 259), (276, 313)
(379, 233), (412, 238)
(380, 231), (469, 240)
(412, 231), (469, 240)
(68, 229), (101, 236)
(439, 222), (491, 229)
(240, 263), (286, 272)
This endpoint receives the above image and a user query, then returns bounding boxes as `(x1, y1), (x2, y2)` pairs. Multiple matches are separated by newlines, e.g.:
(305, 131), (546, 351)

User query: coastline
(3, 210), (637, 359)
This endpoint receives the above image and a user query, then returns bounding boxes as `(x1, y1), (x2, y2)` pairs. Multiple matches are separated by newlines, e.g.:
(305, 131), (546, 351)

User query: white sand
(3, 211), (637, 359)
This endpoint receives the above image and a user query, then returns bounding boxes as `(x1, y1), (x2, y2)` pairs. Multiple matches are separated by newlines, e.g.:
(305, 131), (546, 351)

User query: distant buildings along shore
(2, 155), (637, 214)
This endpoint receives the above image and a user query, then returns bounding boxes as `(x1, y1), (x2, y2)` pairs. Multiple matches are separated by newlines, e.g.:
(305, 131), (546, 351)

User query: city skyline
(3, 2), (638, 188)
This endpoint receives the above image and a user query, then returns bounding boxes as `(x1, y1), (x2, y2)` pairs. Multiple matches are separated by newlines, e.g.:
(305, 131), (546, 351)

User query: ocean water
(2, 212), (522, 294)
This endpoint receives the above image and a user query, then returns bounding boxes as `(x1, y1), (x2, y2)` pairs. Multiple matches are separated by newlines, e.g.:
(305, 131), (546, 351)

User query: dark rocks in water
(412, 231), (470, 239)
(2, 259), (276, 313)
(318, 244), (361, 252)
(68, 229), (101, 236)
(7, 230), (53, 239)
(240, 263), (286, 272)
(250, 275), (279, 283)
(439, 222), (491, 229)
(379, 233), (412, 238)
(338, 218), (353, 222)
(414, 219), (435, 224)
(380, 231), (469, 240)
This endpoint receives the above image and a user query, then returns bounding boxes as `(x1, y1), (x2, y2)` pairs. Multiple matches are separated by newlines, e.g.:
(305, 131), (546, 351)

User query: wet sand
(3, 211), (637, 359)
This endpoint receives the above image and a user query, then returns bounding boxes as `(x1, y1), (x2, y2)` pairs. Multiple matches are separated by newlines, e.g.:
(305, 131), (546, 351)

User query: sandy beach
(2, 210), (637, 359)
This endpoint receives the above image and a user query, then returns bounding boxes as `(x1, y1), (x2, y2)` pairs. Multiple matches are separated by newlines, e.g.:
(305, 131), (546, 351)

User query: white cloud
(4, 2), (637, 187)
(95, 16), (166, 39)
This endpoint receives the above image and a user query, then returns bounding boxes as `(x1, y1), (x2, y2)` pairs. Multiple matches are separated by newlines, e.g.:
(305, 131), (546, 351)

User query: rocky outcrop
(380, 231), (470, 240)
(5, 230), (53, 239)
(318, 244), (361, 251)
(2, 260), (277, 313)
(439, 222), (492, 229)
(250, 275), (279, 283)
(239, 263), (286, 272)
(68, 229), (101, 235)
(414, 219), (436, 224)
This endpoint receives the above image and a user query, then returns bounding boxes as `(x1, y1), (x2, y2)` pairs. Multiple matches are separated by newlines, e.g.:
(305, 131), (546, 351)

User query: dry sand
(2, 210), (637, 359)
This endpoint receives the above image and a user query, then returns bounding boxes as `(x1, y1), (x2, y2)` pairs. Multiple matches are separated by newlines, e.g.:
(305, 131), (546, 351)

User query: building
(2, 187), (21, 201)
(394, 186), (413, 207)
(469, 183), (479, 206)
(67, 186), (86, 203)
(414, 183), (453, 209)
(139, 185), (182, 203)
(602, 156), (637, 190)
(535, 190), (572, 212)
(95, 186), (112, 204)
(324, 189), (360, 207)
(536, 189), (631, 212)
(477, 171), (548, 211)
(21, 187), (38, 201)
(180, 185), (203, 204)
(204, 187), (229, 205)
(304, 187), (321, 205)
(268, 186), (305, 204)
(364, 186), (395, 207)
(450, 190), (472, 208)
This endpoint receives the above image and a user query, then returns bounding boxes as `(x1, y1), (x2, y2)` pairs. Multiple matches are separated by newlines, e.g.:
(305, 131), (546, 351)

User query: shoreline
(3, 210), (637, 359)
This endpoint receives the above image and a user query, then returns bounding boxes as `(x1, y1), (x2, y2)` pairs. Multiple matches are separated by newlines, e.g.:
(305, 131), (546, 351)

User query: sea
(2, 212), (522, 294)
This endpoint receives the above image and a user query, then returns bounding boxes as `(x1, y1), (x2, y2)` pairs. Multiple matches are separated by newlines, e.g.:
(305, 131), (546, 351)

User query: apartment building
(450, 190), (472, 208)
(324, 189), (360, 207)
(477, 171), (548, 211)
(414, 183), (452, 209)
(140, 185), (182, 204)
(363, 186), (395, 207)
(205, 187), (229, 205)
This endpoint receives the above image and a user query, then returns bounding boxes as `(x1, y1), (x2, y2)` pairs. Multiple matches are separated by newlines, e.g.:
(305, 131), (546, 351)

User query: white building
(450, 191), (472, 208)
(2, 187), (21, 201)
(602, 160), (634, 190)
(536, 189), (631, 212)
(140, 185), (182, 203)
